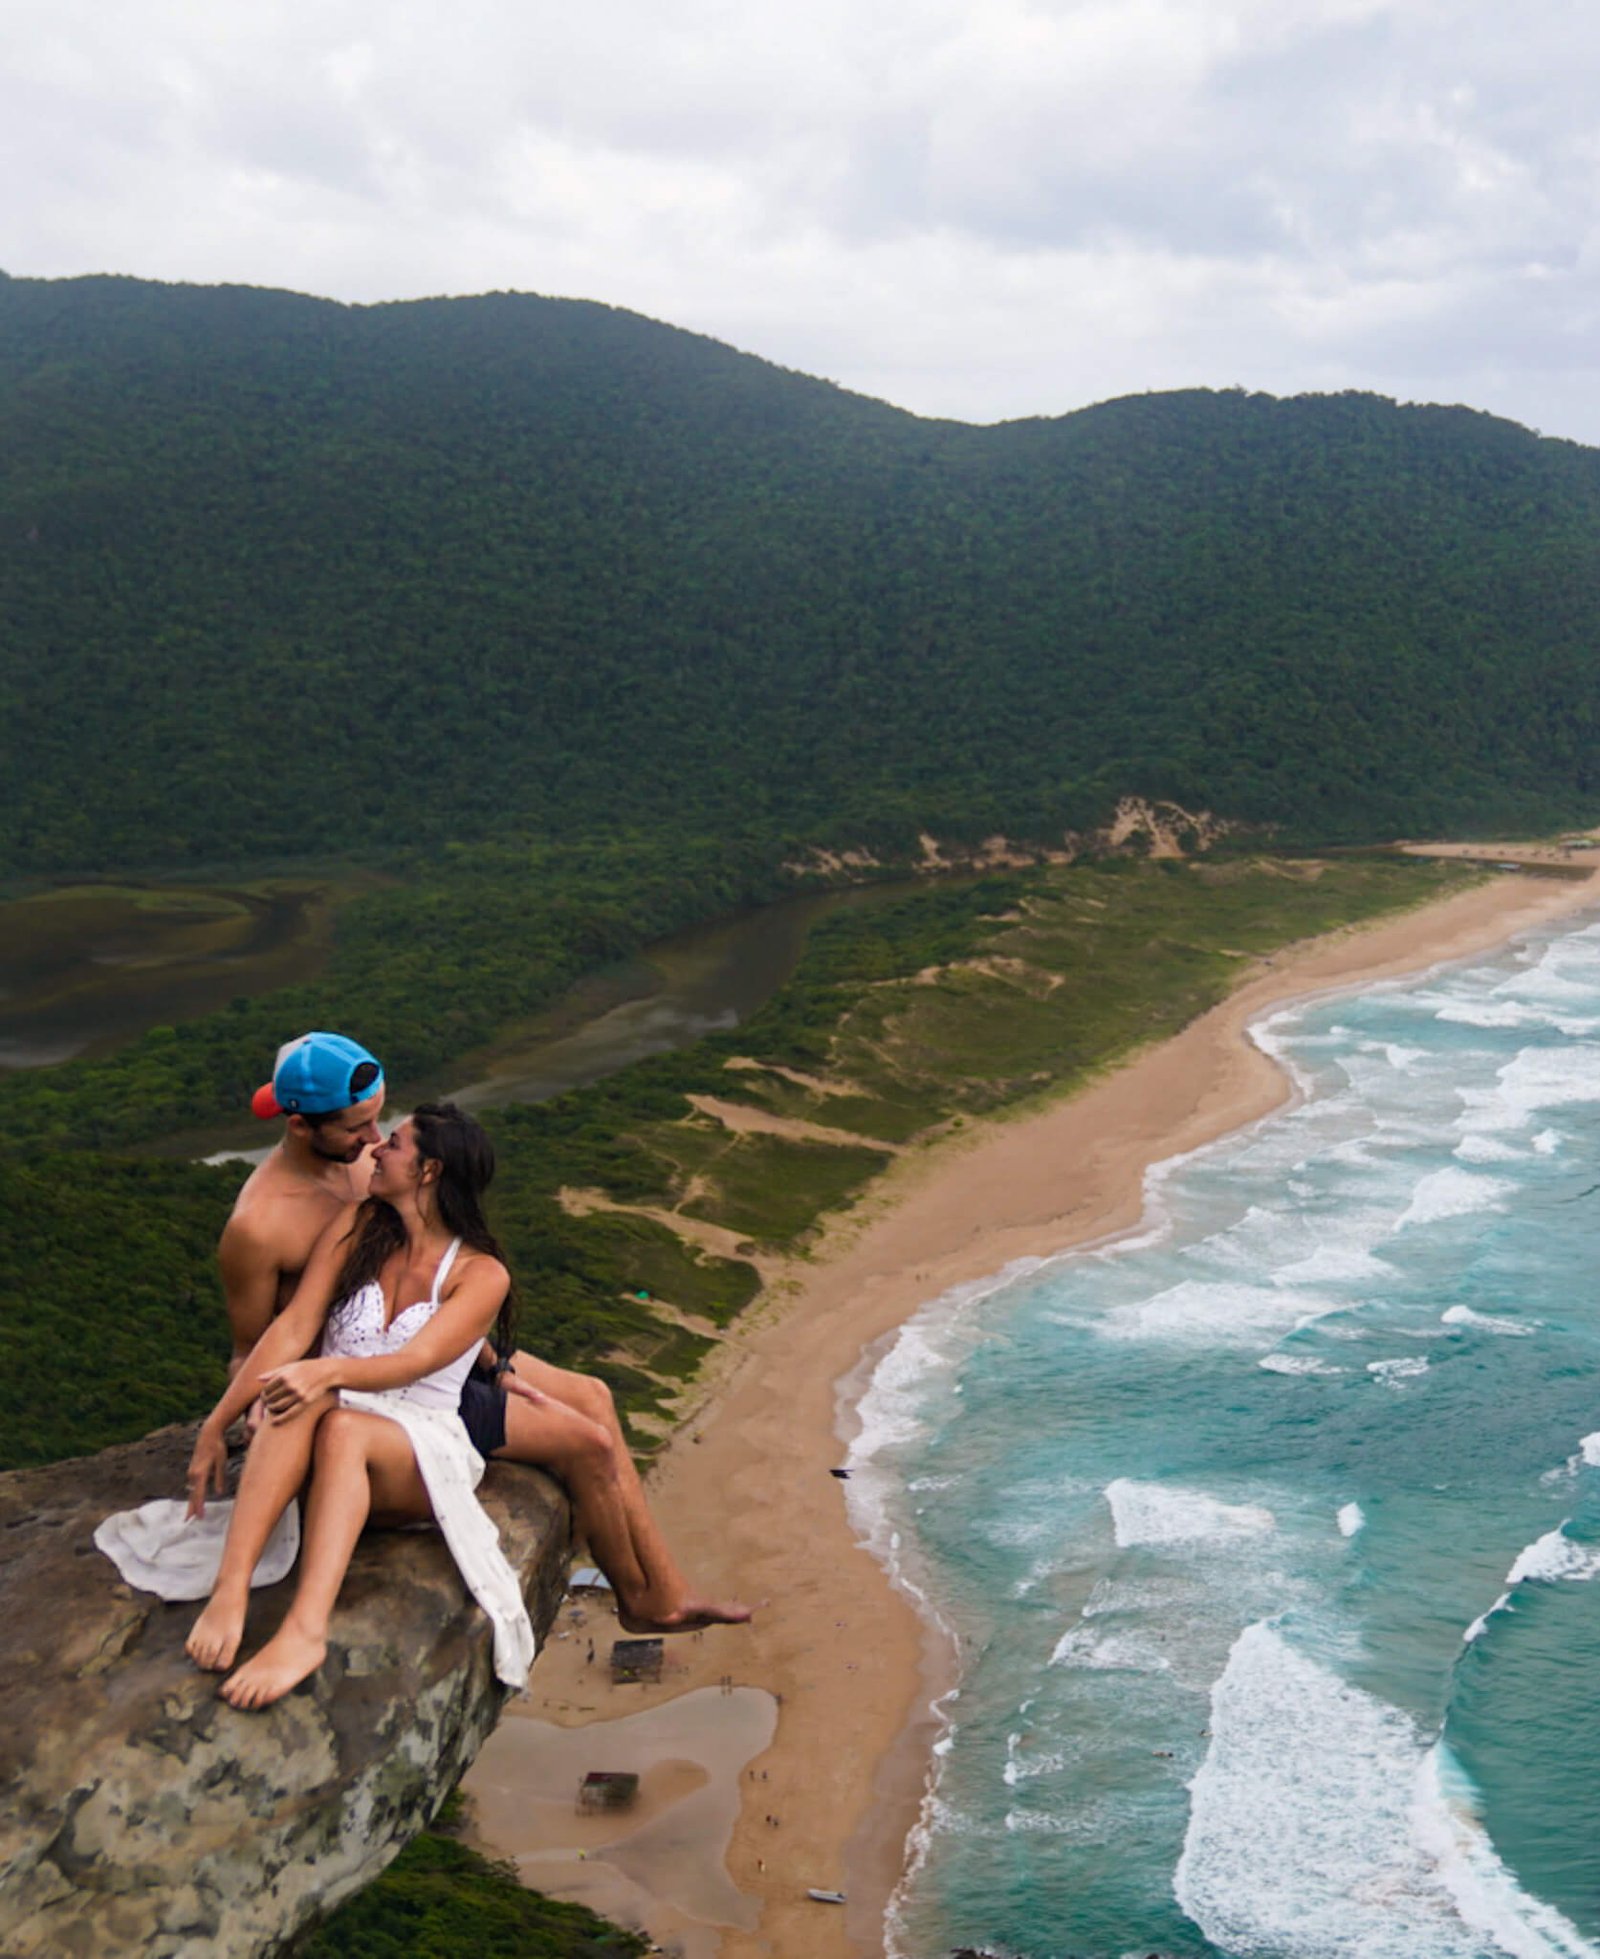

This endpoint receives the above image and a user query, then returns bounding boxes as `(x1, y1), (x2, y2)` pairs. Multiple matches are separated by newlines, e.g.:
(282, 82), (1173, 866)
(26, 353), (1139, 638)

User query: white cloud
(4, 0), (1600, 438)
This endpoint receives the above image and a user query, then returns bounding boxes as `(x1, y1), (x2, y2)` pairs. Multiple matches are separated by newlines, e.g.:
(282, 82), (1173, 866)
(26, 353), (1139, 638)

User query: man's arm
(217, 1213), (285, 1377)
(257, 1257), (510, 1418)
(188, 1207), (358, 1513)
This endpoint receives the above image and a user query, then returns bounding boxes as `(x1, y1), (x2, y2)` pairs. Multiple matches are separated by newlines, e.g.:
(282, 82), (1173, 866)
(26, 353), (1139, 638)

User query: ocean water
(847, 911), (1600, 1959)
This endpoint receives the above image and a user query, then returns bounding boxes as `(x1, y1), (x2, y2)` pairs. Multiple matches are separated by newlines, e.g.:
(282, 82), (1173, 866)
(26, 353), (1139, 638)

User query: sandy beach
(467, 855), (1600, 1959)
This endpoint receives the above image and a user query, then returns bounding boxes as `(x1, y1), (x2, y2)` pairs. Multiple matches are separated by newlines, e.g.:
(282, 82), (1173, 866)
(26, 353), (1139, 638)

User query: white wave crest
(1369, 1356), (1430, 1385)
(1260, 1353), (1345, 1377)
(1413, 1741), (1599, 1959)
(1048, 1623), (1172, 1673)
(848, 1320), (955, 1461)
(1457, 1045), (1600, 1144)
(1105, 1478), (1275, 1547)
(1175, 1622), (1594, 1959)
(1463, 1594), (1511, 1643)
(1440, 1305), (1535, 1337)
(1505, 1525), (1600, 1586)
(1396, 1167), (1514, 1231)
(1454, 1133), (1526, 1163)
(1273, 1241), (1396, 1285)
(1002, 1738), (1075, 1785)
(1436, 999), (1557, 1030)
(1338, 1503), (1366, 1538)
(1097, 1279), (1334, 1346)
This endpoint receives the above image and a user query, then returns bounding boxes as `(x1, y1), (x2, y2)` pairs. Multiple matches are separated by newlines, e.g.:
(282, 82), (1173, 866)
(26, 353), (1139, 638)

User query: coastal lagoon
(852, 913), (1600, 1959)
(0, 879), (352, 1068)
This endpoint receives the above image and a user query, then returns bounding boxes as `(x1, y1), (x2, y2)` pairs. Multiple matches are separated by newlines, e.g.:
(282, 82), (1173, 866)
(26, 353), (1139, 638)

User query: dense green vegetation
(296, 1827), (648, 1958)
(1, 853), (1483, 1470)
(4, 273), (1600, 876)
(0, 1155), (236, 1467)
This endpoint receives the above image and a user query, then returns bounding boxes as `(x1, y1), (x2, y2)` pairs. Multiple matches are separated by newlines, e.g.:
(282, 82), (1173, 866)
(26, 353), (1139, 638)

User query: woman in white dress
(184, 1102), (534, 1709)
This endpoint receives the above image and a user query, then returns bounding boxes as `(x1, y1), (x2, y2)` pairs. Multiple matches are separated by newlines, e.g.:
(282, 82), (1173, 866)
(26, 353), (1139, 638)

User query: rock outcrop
(0, 1422), (570, 1957)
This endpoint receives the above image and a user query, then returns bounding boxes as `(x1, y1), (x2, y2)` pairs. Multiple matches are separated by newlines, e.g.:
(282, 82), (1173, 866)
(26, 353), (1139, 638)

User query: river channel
(0, 872), (938, 1157)
(0, 878), (355, 1070)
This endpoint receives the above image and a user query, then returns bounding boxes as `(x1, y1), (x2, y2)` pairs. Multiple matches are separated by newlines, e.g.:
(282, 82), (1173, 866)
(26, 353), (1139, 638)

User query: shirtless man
(212, 1031), (749, 1635)
(219, 1032), (385, 1374)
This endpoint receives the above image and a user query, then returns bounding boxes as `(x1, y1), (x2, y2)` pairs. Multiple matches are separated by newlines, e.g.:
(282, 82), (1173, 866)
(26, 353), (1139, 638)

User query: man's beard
(309, 1134), (366, 1165)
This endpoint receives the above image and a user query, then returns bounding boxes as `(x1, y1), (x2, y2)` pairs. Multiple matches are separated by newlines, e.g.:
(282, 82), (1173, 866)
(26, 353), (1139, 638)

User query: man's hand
(501, 1373), (548, 1408)
(186, 1424), (228, 1519)
(259, 1357), (335, 1422)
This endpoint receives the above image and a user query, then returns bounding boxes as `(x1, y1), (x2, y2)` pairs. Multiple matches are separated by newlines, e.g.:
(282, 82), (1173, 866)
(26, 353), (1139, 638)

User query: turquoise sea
(847, 910), (1600, 1959)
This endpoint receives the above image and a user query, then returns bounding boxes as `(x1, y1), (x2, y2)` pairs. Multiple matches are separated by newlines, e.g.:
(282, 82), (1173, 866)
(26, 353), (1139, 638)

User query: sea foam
(1096, 1279), (1333, 1346)
(1105, 1479), (1274, 1547)
(1368, 1356), (1430, 1385)
(1175, 1622), (1589, 1958)
(1260, 1352), (1344, 1377)
(1396, 1167), (1514, 1231)
(1504, 1525), (1600, 1586)
(1412, 1743), (1599, 1959)
(1441, 1304), (1535, 1336)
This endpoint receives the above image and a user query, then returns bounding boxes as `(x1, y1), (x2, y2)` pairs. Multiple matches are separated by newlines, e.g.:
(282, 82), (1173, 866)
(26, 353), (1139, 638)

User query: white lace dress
(322, 1237), (536, 1688)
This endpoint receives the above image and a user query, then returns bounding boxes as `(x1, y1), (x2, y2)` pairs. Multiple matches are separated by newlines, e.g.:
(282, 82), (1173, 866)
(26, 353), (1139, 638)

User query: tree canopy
(4, 275), (1599, 873)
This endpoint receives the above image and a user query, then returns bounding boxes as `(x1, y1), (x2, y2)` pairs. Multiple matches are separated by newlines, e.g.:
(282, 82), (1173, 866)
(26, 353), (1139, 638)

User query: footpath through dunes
(464, 850), (1600, 1959)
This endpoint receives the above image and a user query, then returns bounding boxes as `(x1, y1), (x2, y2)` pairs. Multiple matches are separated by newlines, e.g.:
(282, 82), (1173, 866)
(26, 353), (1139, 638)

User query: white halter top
(322, 1237), (482, 1412)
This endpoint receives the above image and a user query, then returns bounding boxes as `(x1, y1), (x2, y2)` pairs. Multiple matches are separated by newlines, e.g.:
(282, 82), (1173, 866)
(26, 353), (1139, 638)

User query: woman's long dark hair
(333, 1102), (516, 1356)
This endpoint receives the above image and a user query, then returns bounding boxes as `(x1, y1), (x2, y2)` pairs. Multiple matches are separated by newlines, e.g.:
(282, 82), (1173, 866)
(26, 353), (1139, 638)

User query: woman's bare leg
(186, 1395), (335, 1671)
(501, 1353), (751, 1632)
(221, 1410), (428, 1710)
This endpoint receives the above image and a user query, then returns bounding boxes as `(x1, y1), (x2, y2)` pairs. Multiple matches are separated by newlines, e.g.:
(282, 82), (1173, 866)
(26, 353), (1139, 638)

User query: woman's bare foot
(186, 1592), (249, 1672)
(618, 1594), (757, 1635)
(219, 1624), (327, 1709)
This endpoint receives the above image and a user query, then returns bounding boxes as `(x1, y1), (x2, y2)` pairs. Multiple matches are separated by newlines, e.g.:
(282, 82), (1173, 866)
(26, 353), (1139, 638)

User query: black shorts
(459, 1374), (508, 1458)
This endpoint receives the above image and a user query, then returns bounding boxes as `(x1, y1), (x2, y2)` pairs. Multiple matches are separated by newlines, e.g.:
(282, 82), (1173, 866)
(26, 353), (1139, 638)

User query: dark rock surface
(0, 1422), (570, 1957)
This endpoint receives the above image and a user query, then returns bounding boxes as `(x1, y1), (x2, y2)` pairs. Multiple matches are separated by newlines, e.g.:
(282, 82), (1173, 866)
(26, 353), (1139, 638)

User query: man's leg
(221, 1409), (428, 1709)
(186, 1395), (333, 1671)
(499, 1352), (751, 1632)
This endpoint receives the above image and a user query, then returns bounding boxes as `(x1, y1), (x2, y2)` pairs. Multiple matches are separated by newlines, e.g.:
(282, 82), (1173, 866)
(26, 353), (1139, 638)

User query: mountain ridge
(4, 272), (1599, 873)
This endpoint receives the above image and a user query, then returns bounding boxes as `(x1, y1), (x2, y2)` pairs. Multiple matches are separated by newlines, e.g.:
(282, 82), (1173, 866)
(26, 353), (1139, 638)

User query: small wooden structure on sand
(610, 1636), (664, 1684)
(577, 1771), (640, 1815)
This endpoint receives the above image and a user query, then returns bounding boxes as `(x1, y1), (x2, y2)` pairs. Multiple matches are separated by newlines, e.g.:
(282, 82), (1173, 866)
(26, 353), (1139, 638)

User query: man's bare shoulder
(225, 1154), (357, 1272)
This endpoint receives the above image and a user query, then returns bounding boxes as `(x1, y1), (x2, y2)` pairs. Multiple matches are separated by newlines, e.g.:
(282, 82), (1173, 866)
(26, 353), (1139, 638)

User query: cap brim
(251, 1083), (284, 1120)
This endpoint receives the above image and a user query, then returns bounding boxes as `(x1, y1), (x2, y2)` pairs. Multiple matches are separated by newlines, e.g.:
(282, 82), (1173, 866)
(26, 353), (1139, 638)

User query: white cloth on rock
(93, 1497), (299, 1602)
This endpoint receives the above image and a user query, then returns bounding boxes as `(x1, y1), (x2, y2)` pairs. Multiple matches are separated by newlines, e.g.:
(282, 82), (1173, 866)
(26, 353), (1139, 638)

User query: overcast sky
(7, 0), (1600, 440)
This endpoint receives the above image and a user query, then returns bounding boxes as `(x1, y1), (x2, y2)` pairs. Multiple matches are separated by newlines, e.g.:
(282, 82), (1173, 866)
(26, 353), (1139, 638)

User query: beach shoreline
(474, 858), (1600, 1959)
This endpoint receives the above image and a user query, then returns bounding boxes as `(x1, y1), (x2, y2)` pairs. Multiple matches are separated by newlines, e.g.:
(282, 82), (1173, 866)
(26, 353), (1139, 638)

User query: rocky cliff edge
(0, 1423), (570, 1957)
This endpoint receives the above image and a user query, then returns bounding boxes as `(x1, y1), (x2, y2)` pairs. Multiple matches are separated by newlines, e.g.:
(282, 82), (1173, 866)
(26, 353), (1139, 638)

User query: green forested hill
(4, 270), (1600, 872)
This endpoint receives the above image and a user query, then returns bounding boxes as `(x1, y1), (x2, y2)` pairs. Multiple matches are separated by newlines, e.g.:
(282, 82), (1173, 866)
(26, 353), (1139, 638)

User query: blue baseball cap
(251, 1032), (385, 1119)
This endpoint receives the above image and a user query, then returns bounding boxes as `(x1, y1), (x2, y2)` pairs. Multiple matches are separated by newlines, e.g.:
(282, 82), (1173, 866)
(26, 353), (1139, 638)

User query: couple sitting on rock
(183, 1030), (749, 1711)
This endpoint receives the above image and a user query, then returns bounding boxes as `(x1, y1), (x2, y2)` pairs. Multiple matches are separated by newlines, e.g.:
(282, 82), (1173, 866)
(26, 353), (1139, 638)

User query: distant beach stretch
(473, 857), (1600, 1957)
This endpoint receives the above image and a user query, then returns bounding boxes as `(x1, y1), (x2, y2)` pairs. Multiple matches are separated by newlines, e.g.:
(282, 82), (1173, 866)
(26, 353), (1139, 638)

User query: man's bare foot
(186, 1594), (248, 1671)
(218, 1625), (326, 1709)
(618, 1595), (757, 1635)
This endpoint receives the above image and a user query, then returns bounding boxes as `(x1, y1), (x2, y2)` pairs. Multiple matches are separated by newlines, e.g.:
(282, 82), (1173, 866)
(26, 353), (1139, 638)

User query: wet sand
(467, 1665), (778, 1956)
(471, 859), (1600, 1958)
